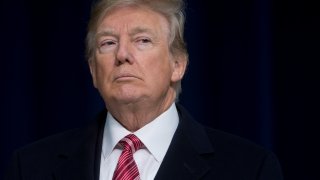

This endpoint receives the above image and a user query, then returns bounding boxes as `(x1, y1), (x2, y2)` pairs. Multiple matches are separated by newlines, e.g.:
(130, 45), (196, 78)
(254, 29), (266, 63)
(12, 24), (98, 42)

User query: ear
(88, 59), (98, 88)
(171, 54), (187, 83)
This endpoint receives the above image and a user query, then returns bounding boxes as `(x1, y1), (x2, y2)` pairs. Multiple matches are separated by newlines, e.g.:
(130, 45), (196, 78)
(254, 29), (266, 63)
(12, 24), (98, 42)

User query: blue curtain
(1, 0), (318, 179)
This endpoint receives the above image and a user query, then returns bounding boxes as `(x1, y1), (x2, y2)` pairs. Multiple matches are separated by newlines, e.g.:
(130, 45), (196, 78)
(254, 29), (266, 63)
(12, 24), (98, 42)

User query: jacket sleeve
(257, 151), (284, 180)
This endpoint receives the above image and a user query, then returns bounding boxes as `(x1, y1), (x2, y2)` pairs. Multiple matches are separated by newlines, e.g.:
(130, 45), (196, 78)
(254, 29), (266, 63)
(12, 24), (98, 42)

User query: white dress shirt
(99, 103), (179, 180)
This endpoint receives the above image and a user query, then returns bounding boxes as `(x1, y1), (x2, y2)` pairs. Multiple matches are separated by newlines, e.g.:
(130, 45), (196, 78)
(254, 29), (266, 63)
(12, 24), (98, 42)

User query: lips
(114, 73), (140, 81)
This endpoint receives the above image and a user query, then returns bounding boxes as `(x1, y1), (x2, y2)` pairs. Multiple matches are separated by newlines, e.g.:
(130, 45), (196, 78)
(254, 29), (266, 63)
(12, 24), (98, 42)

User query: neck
(106, 91), (176, 132)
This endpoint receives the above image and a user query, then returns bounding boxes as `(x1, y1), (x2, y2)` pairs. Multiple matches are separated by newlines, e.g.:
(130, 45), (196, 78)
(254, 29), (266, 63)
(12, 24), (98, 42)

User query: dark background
(1, 0), (319, 179)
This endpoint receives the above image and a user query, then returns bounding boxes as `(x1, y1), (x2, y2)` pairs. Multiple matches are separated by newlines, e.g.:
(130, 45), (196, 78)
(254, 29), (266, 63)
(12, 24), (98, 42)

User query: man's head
(86, 0), (188, 109)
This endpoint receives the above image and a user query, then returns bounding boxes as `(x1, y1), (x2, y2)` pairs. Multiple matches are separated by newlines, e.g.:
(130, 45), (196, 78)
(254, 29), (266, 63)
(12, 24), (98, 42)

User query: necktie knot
(118, 134), (143, 153)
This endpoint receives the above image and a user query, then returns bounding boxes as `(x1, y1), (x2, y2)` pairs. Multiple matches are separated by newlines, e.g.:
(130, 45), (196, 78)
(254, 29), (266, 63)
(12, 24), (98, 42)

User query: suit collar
(53, 110), (106, 180)
(52, 104), (214, 180)
(177, 104), (215, 154)
(155, 103), (215, 180)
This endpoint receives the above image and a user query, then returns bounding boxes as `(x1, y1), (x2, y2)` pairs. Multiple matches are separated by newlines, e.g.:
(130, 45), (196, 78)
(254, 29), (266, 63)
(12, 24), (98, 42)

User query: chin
(104, 85), (149, 104)
(115, 96), (143, 104)
(114, 90), (144, 104)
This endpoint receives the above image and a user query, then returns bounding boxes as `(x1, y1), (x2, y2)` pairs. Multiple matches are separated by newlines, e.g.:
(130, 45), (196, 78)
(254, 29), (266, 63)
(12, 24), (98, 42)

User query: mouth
(114, 73), (140, 81)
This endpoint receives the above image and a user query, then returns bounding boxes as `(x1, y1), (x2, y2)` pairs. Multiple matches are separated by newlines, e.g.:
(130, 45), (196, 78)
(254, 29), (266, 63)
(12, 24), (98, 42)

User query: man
(5, 0), (283, 179)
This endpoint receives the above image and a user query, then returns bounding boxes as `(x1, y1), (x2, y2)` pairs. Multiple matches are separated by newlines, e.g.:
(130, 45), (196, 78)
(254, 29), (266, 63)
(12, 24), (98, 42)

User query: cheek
(141, 51), (168, 69)
(148, 59), (173, 83)
(95, 57), (114, 83)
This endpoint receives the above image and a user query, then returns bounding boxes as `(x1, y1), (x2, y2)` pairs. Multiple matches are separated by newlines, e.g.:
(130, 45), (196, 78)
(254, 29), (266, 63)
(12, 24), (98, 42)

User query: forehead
(97, 5), (170, 36)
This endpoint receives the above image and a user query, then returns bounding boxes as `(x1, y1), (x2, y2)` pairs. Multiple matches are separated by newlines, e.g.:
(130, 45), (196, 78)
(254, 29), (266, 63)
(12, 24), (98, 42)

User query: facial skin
(89, 6), (187, 131)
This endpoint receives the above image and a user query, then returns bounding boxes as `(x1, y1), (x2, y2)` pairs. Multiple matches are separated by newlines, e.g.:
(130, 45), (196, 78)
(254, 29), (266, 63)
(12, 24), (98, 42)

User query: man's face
(90, 6), (186, 106)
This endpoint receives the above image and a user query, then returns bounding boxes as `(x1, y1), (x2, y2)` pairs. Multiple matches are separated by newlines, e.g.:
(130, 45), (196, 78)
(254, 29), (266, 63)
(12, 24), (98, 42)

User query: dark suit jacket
(5, 104), (283, 180)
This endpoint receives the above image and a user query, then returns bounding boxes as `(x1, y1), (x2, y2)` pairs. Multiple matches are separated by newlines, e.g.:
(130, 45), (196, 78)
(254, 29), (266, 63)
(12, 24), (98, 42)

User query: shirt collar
(102, 103), (179, 162)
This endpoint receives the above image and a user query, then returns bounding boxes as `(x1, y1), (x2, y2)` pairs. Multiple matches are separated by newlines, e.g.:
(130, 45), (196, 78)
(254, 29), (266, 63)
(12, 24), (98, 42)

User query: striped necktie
(113, 134), (144, 180)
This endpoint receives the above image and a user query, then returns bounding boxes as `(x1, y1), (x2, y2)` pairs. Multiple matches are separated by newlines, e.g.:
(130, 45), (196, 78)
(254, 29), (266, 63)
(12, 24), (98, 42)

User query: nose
(115, 41), (134, 66)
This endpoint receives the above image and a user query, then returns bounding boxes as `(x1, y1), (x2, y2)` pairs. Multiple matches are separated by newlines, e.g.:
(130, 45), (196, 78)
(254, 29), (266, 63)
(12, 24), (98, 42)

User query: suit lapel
(53, 111), (106, 180)
(50, 105), (213, 180)
(154, 104), (215, 180)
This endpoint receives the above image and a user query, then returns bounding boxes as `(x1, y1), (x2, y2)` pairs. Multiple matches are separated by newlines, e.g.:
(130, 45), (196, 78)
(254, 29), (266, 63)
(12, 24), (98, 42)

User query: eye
(100, 40), (116, 47)
(98, 39), (117, 53)
(135, 37), (153, 50)
(139, 38), (151, 43)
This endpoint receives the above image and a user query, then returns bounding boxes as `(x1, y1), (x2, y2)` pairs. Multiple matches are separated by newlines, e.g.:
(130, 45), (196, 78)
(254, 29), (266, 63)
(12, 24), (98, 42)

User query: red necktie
(113, 134), (144, 180)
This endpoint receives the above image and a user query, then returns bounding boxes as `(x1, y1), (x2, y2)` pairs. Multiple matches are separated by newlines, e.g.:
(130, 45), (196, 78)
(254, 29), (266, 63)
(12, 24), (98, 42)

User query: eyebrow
(96, 29), (118, 40)
(96, 27), (157, 40)
(128, 27), (157, 37)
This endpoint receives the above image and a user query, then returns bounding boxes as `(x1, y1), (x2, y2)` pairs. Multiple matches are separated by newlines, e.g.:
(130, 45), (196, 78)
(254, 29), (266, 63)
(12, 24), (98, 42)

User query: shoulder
(176, 104), (283, 179)
(18, 127), (84, 157)
(4, 128), (85, 179)
(17, 109), (107, 157)
(5, 110), (106, 179)
(206, 127), (265, 153)
(177, 103), (276, 159)
(11, 128), (85, 172)
(205, 127), (271, 158)
(204, 127), (283, 179)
